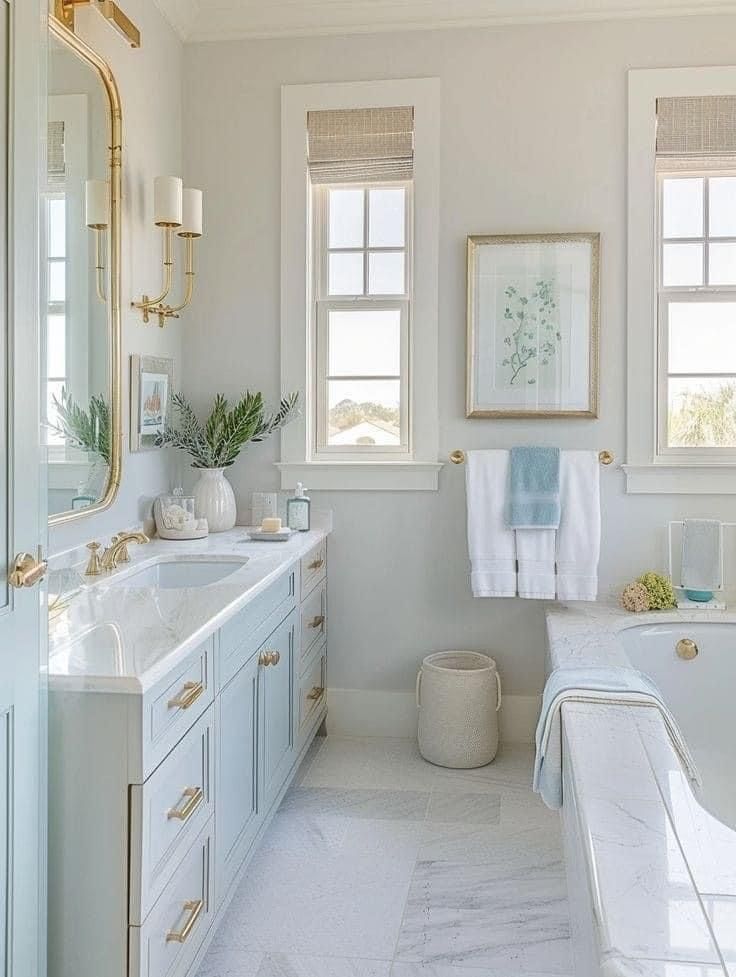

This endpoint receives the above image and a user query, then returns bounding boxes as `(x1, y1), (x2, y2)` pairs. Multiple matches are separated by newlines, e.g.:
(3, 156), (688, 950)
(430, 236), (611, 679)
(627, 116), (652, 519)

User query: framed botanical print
(466, 233), (600, 418)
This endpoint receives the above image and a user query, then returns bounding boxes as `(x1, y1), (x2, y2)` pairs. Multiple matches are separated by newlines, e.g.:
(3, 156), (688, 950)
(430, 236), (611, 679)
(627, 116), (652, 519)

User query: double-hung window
(313, 181), (411, 455)
(308, 107), (413, 460)
(657, 97), (736, 458)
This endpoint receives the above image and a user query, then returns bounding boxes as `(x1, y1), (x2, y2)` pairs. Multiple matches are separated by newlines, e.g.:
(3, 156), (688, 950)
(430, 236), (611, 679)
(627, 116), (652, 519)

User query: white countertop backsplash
(48, 513), (331, 694)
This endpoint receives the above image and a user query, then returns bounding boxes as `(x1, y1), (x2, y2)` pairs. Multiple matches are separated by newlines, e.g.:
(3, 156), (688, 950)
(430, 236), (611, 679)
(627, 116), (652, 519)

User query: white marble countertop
(48, 520), (330, 695)
(546, 602), (736, 977)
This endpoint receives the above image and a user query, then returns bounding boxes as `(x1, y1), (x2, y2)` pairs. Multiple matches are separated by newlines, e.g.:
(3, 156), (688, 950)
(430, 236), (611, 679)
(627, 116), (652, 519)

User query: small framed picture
(130, 354), (174, 451)
(466, 232), (600, 418)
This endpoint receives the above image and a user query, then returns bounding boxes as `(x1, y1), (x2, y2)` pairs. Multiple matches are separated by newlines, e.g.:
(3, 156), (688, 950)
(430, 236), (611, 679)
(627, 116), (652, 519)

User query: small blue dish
(684, 589), (714, 603)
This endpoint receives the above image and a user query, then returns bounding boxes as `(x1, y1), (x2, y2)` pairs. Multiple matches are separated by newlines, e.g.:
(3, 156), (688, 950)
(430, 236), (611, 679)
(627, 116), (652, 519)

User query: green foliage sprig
(48, 388), (111, 465)
(155, 390), (299, 469)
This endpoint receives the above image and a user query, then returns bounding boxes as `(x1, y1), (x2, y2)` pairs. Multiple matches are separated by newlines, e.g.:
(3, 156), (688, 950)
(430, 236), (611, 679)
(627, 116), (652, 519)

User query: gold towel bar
(449, 449), (614, 466)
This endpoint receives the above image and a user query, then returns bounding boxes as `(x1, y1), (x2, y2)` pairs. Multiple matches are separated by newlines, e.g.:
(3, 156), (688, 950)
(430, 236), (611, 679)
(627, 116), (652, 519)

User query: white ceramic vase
(193, 467), (237, 533)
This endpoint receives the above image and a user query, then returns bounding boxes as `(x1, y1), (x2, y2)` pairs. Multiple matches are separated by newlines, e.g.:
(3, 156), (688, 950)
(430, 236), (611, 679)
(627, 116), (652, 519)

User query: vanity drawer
(130, 706), (214, 924)
(300, 577), (326, 661)
(300, 540), (326, 598)
(298, 642), (327, 738)
(144, 640), (214, 777)
(129, 819), (214, 977)
(219, 568), (296, 689)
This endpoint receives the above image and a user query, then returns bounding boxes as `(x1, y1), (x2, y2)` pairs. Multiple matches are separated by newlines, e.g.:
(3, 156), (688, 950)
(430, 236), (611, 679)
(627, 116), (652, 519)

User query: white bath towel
(533, 665), (701, 810)
(465, 450), (517, 597)
(516, 530), (556, 600)
(555, 451), (600, 601)
(681, 519), (722, 591)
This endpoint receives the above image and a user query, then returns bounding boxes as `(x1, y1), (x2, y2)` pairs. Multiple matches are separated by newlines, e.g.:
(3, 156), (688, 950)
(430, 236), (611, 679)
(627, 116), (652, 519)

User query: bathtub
(546, 606), (736, 977)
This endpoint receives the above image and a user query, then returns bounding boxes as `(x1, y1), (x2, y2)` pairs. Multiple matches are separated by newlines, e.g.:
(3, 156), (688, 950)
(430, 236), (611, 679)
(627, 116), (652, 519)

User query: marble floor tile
(598, 958), (727, 977)
(417, 818), (563, 872)
(256, 954), (392, 976)
(395, 859), (571, 974)
(425, 791), (501, 824)
(303, 737), (439, 791)
(197, 949), (265, 977)
(280, 786), (430, 821)
(704, 893), (736, 975)
(391, 965), (567, 977)
(254, 809), (349, 857)
(430, 744), (535, 794)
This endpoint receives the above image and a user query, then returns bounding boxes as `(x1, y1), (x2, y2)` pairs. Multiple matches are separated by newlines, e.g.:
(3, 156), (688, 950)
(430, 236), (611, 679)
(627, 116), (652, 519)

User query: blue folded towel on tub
(533, 665), (701, 809)
(508, 446), (560, 529)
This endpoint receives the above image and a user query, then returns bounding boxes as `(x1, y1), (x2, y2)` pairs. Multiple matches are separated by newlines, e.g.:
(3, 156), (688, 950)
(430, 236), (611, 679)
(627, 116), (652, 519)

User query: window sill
(624, 463), (736, 494)
(276, 460), (443, 491)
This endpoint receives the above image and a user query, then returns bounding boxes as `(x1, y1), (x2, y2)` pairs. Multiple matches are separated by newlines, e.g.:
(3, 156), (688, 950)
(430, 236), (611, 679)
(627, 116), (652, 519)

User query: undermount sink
(105, 557), (249, 590)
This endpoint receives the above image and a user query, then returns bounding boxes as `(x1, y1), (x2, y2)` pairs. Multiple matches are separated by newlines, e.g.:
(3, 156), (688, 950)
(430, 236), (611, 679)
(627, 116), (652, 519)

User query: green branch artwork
(501, 280), (561, 385)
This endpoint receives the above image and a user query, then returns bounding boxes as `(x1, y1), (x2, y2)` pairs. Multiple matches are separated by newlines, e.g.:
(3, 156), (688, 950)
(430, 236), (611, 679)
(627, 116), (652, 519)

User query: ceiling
(153, 0), (736, 42)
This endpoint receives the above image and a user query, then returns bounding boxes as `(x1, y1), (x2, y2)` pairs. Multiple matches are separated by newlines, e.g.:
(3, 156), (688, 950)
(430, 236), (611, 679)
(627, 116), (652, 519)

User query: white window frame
(278, 78), (441, 491)
(313, 181), (411, 459)
(625, 66), (736, 494)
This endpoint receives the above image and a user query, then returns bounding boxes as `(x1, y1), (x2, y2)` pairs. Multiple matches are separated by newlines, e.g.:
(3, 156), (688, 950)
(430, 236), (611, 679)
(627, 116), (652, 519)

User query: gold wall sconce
(85, 179), (108, 302)
(54, 0), (141, 48)
(132, 177), (204, 328)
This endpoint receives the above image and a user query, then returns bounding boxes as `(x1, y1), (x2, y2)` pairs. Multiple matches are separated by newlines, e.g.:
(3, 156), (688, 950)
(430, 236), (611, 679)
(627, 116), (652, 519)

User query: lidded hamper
(416, 651), (501, 768)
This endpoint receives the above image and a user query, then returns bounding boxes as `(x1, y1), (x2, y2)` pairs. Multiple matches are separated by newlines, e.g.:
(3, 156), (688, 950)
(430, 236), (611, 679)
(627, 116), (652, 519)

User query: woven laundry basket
(416, 651), (502, 768)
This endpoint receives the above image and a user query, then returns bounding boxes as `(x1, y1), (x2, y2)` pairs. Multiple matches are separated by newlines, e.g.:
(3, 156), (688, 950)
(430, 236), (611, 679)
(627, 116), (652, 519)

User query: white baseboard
(326, 688), (540, 744)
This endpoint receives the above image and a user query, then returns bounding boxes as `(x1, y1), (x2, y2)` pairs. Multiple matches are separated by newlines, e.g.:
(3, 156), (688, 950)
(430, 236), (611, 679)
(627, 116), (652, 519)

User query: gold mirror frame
(48, 15), (122, 526)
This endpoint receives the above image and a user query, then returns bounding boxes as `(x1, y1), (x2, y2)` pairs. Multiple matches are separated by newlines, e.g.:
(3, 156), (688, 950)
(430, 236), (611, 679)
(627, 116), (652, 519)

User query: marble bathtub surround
(547, 603), (736, 977)
(198, 738), (572, 977)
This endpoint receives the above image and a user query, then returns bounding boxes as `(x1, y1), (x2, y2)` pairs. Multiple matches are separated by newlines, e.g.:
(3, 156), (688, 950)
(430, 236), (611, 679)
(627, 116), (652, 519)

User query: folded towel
(533, 665), (701, 809)
(682, 519), (722, 591)
(555, 451), (600, 601)
(516, 530), (556, 599)
(465, 450), (517, 597)
(508, 446), (561, 529)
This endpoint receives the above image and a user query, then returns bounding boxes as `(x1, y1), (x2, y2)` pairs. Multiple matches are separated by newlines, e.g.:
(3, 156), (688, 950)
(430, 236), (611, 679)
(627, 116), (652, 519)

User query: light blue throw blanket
(533, 665), (701, 809)
(508, 446), (560, 528)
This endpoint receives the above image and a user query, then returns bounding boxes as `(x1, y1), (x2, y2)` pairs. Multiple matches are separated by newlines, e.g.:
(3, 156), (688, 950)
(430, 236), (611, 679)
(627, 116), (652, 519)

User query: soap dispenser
(287, 483), (310, 532)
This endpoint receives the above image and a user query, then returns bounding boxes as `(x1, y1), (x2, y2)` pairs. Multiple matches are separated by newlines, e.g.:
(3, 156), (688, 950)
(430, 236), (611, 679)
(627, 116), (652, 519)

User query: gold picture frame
(48, 15), (123, 525)
(466, 232), (600, 418)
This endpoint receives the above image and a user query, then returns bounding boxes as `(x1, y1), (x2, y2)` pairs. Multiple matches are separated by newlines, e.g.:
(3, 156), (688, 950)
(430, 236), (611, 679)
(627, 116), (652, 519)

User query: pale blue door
(0, 2), (45, 976)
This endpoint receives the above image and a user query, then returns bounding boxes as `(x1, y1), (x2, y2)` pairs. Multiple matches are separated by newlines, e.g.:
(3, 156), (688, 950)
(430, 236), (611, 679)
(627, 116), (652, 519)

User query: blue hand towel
(508, 446), (560, 529)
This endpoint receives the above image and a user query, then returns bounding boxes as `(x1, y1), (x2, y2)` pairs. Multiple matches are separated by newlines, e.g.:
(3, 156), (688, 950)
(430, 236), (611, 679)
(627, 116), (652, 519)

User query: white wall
(49, 0), (182, 554)
(182, 15), (736, 703)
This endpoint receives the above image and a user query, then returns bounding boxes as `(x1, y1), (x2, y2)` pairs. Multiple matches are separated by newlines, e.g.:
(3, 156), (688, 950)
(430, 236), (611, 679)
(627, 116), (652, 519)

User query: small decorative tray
(246, 527), (295, 542)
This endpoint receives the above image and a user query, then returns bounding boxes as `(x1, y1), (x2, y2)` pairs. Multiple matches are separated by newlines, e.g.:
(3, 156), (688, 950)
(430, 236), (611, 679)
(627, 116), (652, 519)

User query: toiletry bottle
(287, 483), (310, 532)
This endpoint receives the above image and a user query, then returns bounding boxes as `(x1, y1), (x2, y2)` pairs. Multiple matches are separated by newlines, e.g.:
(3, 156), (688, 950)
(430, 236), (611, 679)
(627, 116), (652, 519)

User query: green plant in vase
(155, 391), (299, 532)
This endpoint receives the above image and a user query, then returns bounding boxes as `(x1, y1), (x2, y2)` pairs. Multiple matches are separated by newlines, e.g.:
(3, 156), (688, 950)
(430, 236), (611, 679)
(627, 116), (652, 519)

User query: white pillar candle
(85, 179), (108, 229)
(154, 175), (183, 226)
(179, 188), (203, 238)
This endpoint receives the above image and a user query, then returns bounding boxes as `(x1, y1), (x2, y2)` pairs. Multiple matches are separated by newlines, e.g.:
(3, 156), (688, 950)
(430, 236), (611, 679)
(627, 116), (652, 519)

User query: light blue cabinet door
(259, 610), (296, 811)
(215, 652), (260, 902)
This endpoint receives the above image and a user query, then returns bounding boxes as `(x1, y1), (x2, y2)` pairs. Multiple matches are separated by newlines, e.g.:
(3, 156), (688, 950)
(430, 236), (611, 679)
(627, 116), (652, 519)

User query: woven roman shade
(656, 96), (736, 157)
(307, 106), (414, 184)
(47, 120), (66, 183)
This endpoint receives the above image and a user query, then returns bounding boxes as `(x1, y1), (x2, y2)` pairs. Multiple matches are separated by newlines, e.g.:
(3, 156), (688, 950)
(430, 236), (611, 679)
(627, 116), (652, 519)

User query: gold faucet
(100, 531), (150, 571)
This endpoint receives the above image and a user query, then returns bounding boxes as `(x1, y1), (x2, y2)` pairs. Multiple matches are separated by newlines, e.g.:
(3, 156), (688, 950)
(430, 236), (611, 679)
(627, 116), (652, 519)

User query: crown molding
(154, 0), (736, 43)
(152, 0), (201, 42)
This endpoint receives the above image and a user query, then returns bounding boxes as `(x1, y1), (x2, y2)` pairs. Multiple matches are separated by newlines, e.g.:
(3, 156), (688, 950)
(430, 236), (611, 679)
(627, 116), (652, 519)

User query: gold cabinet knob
(309, 615), (325, 629)
(270, 650), (280, 665)
(308, 558), (324, 571)
(259, 650), (280, 667)
(676, 638), (698, 660)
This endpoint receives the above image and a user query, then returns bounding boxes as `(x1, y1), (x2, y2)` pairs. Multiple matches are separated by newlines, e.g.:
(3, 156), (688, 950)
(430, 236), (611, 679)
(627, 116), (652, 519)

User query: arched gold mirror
(45, 17), (122, 524)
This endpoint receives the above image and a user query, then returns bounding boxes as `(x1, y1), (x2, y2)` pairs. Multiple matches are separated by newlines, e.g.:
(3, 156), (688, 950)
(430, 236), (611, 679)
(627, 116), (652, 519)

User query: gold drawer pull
(307, 686), (324, 701)
(309, 615), (325, 629)
(166, 899), (204, 943)
(167, 786), (204, 822)
(168, 681), (204, 710)
(259, 650), (281, 667)
(308, 558), (324, 571)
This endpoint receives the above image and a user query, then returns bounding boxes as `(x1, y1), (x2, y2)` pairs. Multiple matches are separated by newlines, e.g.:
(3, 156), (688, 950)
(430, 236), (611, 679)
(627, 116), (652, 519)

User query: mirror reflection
(43, 31), (111, 517)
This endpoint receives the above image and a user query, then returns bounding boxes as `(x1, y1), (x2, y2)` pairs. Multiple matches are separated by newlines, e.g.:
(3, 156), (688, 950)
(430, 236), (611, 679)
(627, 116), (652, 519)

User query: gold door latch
(8, 548), (48, 589)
